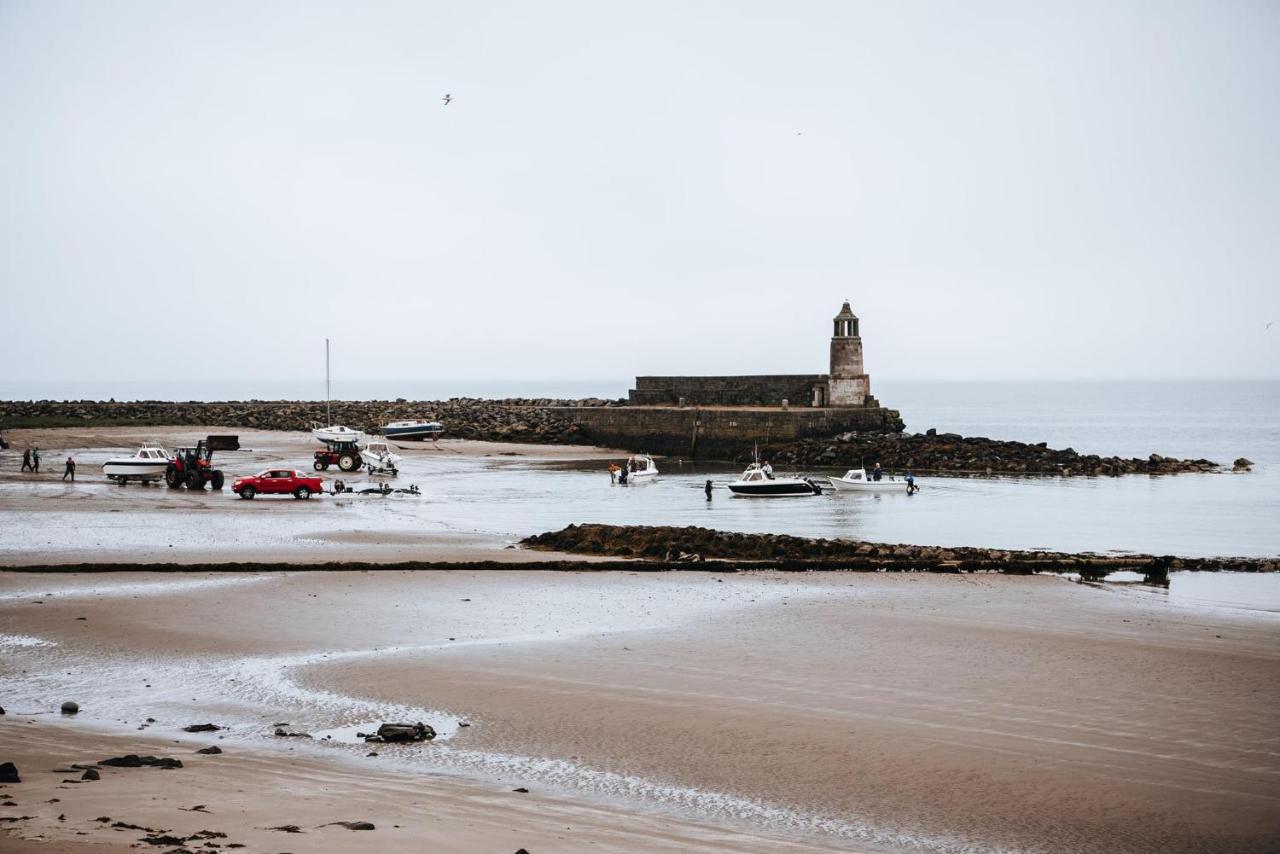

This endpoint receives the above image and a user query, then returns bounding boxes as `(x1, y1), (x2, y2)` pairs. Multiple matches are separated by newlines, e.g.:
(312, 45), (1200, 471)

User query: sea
(2, 379), (1278, 561)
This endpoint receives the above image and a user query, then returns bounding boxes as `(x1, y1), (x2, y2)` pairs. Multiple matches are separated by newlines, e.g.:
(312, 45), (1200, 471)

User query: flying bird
(442, 93), (452, 106)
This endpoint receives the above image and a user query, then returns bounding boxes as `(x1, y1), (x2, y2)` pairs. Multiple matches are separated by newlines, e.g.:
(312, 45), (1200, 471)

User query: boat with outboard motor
(381, 420), (444, 441)
(362, 440), (402, 475)
(623, 453), (659, 482)
(725, 463), (822, 497)
(102, 443), (173, 484)
(827, 468), (915, 493)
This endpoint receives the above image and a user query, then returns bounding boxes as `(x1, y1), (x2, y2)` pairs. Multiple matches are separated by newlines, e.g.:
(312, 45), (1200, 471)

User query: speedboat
(313, 424), (365, 445)
(102, 443), (173, 484)
(362, 440), (402, 475)
(725, 463), (822, 497)
(381, 420), (444, 441)
(827, 468), (913, 493)
(623, 454), (659, 481)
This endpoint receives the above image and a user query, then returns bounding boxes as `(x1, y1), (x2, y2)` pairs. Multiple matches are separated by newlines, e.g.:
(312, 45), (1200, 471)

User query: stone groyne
(759, 430), (1224, 476)
(0, 399), (614, 444)
(522, 524), (1276, 576)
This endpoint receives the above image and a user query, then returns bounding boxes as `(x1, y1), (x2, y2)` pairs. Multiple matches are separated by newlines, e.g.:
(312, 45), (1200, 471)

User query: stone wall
(548, 404), (905, 458)
(629, 375), (826, 407)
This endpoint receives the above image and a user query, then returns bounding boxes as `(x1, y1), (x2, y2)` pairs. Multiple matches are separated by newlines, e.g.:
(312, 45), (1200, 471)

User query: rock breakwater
(0, 399), (621, 444)
(760, 430), (1220, 476)
(522, 524), (1275, 576)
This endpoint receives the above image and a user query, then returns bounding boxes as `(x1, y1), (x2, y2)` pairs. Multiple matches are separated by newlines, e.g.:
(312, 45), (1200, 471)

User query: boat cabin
(841, 469), (867, 482)
(134, 446), (171, 460)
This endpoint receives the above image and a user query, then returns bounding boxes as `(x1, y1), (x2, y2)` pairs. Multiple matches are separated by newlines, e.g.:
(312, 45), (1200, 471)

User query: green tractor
(166, 435), (240, 490)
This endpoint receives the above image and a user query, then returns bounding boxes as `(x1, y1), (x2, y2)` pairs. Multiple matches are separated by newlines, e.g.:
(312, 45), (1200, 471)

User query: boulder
(364, 722), (436, 743)
(80, 769), (100, 781)
(1233, 457), (1254, 470)
(182, 723), (222, 733)
(60, 701), (79, 715)
(0, 762), (19, 783)
(99, 755), (183, 769)
(195, 746), (222, 755)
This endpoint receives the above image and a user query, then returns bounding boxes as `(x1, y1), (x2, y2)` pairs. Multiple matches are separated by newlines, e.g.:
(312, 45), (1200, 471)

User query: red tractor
(313, 441), (363, 472)
(166, 435), (240, 490)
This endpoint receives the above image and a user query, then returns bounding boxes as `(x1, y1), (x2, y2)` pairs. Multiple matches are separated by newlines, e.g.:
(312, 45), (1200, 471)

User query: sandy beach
(0, 426), (621, 566)
(2, 567), (1278, 853)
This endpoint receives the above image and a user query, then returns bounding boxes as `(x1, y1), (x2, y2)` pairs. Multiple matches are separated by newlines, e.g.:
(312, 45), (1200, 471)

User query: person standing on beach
(62, 456), (75, 481)
(705, 479), (713, 500)
(21, 448), (32, 472)
(32, 447), (41, 473)
(905, 471), (916, 495)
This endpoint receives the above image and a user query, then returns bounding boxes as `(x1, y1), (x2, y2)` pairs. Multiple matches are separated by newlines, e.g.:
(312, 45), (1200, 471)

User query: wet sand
(0, 426), (620, 566)
(2, 569), (1278, 853)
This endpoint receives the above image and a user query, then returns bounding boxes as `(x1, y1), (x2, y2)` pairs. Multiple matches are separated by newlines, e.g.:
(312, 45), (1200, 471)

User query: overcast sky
(1, 0), (1277, 389)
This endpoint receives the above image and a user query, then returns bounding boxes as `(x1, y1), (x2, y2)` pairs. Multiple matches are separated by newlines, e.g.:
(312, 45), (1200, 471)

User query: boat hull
(101, 461), (169, 480)
(826, 477), (910, 493)
(313, 426), (365, 445)
(381, 425), (444, 441)
(726, 480), (821, 497)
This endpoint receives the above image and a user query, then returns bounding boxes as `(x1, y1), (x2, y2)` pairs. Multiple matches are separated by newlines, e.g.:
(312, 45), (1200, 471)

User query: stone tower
(828, 301), (870, 406)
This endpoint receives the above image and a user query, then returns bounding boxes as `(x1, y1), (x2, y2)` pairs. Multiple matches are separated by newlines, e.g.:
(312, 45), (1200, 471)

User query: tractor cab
(166, 435), (239, 490)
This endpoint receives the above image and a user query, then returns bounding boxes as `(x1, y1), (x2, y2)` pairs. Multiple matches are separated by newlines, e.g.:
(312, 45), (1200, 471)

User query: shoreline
(3, 569), (1278, 853)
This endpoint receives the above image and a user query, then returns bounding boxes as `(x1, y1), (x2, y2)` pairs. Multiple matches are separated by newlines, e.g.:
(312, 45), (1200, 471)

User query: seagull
(442, 93), (452, 106)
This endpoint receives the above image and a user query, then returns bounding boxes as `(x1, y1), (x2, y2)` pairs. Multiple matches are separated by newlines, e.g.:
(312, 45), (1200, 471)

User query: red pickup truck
(232, 469), (324, 500)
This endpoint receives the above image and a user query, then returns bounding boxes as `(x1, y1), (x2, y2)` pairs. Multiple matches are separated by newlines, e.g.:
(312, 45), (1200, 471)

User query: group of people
(871, 461), (919, 494)
(17, 446), (76, 480)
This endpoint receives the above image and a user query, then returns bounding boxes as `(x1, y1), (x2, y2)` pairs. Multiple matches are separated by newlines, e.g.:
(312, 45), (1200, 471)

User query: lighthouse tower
(828, 301), (871, 406)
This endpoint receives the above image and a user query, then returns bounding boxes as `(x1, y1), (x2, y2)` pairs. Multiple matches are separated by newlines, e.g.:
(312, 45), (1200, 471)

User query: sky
(1, 0), (1278, 393)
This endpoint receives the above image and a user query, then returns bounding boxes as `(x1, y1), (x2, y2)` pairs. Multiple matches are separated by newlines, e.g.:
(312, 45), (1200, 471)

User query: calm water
(3, 380), (1277, 559)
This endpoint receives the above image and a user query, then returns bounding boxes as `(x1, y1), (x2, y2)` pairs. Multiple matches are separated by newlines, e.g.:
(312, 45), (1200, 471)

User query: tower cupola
(833, 301), (859, 338)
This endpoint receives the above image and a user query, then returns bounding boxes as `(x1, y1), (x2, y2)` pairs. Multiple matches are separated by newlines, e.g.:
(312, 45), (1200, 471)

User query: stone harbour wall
(549, 404), (906, 458)
(629, 375), (827, 406)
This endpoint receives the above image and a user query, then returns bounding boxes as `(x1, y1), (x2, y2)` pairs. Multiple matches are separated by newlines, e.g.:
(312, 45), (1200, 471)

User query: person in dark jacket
(62, 456), (76, 481)
(21, 448), (32, 472)
(31, 447), (41, 473)
(705, 479), (713, 500)
(872, 462), (883, 482)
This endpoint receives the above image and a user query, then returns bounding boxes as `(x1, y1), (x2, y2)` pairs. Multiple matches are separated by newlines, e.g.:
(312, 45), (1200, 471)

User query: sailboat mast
(325, 338), (331, 426)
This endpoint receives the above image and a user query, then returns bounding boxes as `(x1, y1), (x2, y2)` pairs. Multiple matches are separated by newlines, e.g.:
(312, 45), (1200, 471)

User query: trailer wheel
(185, 471), (200, 490)
(294, 486), (311, 500)
(239, 486), (255, 500)
(210, 471), (225, 490)
(338, 454), (357, 472)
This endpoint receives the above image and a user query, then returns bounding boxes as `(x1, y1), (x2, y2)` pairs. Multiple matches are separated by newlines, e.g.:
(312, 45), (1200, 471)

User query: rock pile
(759, 430), (1221, 476)
(523, 524), (1275, 576)
(0, 398), (621, 445)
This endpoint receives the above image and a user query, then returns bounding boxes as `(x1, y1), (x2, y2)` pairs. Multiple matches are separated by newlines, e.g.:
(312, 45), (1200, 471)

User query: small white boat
(362, 440), (402, 475)
(313, 424), (365, 445)
(622, 454), (659, 482)
(827, 468), (913, 493)
(381, 420), (444, 441)
(726, 463), (821, 497)
(102, 443), (173, 484)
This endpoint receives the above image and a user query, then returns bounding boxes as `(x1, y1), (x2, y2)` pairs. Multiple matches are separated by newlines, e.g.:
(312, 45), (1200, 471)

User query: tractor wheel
(209, 471), (225, 490)
(185, 471), (201, 490)
(165, 468), (180, 488)
(313, 460), (326, 471)
(294, 486), (311, 500)
(338, 454), (358, 472)
(239, 486), (256, 500)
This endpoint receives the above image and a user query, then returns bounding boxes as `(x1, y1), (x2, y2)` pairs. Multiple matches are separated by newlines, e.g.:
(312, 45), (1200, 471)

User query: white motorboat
(362, 440), (402, 475)
(725, 463), (822, 497)
(313, 424), (365, 445)
(381, 420), (444, 441)
(621, 454), (659, 482)
(102, 443), (173, 484)
(826, 468), (914, 493)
